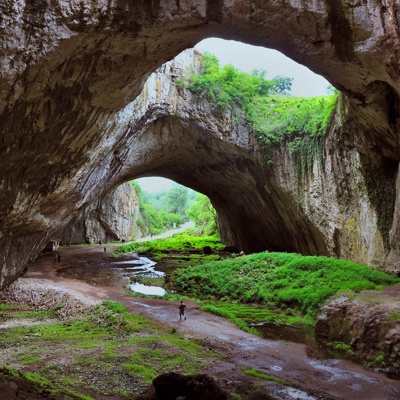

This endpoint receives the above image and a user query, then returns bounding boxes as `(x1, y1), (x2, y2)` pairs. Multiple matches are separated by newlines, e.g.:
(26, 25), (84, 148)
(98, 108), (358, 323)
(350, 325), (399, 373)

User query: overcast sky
(137, 38), (330, 193)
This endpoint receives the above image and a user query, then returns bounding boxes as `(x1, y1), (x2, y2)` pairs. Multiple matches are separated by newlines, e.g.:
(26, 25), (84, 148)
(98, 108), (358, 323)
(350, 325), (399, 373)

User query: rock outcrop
(57, 182), (143, 244)
(316, 287), (400, 377)
(137, 372), (231, 400)
(1, 1), (400, 289)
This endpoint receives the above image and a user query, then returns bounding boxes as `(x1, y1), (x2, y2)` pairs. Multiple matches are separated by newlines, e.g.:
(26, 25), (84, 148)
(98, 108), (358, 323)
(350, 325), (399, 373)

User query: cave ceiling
(0, 1), (400, 289)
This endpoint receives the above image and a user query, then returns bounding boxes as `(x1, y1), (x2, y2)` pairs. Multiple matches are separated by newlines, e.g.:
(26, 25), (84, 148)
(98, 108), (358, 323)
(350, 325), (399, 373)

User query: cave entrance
(117, 39), (333, 256)
(135, 176), (217, 239)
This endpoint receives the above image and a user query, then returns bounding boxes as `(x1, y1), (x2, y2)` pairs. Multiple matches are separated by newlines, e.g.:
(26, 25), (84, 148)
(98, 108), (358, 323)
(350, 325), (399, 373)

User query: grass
(170, 251), (399, 318)
(241, 368), (289, 386)
(115, 233), (224, 255)
(0, 301), (217, 399)
(199, 301), (315, 334)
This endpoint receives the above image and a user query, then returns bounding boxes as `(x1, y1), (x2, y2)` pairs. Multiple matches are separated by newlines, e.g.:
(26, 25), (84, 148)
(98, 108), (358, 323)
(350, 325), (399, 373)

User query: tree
(166, 185), (189, 217)
(272, 76), (293, 94)
(187, 53), (293, 112)
(186, 193), (218, 235)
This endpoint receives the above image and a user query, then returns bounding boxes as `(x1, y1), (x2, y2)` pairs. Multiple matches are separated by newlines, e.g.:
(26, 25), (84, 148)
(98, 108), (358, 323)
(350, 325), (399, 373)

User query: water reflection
(112, 257), (164, 278)
(112, 256), (166, 296)
(128, 282), (166, 296)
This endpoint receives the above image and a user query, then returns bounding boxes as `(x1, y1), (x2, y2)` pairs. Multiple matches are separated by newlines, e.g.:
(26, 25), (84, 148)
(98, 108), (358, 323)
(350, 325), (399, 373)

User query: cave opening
(104, 38), (334, 255)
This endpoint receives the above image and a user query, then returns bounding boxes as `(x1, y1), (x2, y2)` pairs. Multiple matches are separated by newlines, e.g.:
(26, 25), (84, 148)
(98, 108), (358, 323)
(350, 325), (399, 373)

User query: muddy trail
(22, 245), (400, 399)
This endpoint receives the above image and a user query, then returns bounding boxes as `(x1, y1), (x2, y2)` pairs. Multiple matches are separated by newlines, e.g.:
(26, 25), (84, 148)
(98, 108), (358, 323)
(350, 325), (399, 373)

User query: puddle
(128, 282), (166, 296)
(250, 321), (344, 360)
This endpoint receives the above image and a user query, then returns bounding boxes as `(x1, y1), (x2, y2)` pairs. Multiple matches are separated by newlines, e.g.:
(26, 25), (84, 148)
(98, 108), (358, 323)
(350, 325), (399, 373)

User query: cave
(1, 1), (400, 290)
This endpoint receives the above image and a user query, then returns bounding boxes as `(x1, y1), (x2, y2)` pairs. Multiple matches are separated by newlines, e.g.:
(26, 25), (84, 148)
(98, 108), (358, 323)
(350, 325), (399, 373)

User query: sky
(195, 38), (330, 97)
(137, 38), (330, 193)
(136, 177), (173, 193)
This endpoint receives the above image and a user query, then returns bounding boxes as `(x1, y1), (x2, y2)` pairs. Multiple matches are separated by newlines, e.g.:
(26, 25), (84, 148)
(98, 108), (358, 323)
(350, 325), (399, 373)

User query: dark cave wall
(0, 1), (400, 289)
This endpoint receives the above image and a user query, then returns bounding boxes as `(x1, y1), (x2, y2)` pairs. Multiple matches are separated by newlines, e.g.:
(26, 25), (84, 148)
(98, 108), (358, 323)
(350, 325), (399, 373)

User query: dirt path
(24, 246), (400, 400)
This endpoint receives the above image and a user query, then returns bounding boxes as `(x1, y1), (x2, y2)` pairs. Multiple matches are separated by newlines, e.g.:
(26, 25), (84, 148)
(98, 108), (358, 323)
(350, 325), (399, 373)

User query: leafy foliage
(247, 95), (337, 147)
(187, 53), (289, 112)
(186, 53), (338, 171)
(165, 185), (189, 217)
(170, 251), (399, 317)
(186, 193), (218, 235)
(132, 181), (183, 236)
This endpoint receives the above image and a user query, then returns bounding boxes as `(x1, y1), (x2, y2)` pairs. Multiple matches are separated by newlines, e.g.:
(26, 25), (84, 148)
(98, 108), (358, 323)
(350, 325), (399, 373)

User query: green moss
(327, 341), (354, 355)
(19, 354), (43, 366)
(366, 353), (385, 368)
(388, 311), (400, 323)
(241, 368), (289, 386)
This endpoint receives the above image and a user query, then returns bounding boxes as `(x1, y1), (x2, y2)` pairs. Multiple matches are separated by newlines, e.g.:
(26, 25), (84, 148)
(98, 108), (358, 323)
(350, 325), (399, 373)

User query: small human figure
(104, 247), (107, 252)
(150, 234), (153, 239)
(54, 253), (58, 263)
(57, 254), (61, 263)
(179, 301), (186, 320)
(99, 240), (102, 246)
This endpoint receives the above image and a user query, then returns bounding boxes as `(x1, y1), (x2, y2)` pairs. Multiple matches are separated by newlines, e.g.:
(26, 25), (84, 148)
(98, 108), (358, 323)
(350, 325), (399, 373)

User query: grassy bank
(170, 252), (399, 321)
(0, 301), (217, 399)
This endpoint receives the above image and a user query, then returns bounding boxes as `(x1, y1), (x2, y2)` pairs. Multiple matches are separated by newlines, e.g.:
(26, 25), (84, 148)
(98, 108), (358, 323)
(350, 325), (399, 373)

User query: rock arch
(1, 1), (400, 289)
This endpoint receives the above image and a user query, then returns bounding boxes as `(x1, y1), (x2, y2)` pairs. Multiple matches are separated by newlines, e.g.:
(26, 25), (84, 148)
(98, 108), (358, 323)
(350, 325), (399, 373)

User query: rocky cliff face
(316, 288), (400, 377)
(57, 182), (143, 244)
(0, 1), (400, 289)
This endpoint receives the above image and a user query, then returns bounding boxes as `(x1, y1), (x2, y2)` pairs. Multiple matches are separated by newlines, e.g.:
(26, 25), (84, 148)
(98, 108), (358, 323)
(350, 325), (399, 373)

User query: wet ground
(26, 245), (400, 400)
(56, 248), (377, 364)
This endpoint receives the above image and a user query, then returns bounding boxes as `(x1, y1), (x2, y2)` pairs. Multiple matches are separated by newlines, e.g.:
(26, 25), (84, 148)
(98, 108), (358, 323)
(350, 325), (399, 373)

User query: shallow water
(251, 321), (345, 360)
(58, 255), (166, 296)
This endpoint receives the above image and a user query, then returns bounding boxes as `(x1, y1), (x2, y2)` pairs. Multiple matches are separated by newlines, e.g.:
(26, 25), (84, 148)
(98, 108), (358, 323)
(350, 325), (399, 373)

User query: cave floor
(5, 245), (400, 400)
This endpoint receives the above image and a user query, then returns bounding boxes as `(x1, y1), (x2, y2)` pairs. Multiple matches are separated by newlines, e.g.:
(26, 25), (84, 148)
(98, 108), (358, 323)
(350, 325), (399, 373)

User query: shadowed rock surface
(57, 182), (144, 244)
(137, 372), (231, 400)
(1, 1), (400, 289)
(316, 286), (400, 378)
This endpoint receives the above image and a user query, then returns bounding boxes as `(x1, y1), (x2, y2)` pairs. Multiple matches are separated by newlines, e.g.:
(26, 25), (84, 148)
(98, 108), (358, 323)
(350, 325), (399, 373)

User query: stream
(57, 254), (166, 296)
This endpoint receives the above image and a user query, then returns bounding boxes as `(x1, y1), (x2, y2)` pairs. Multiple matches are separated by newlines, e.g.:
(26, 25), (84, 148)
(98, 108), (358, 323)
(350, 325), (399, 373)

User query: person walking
(179, 301), (186, 320)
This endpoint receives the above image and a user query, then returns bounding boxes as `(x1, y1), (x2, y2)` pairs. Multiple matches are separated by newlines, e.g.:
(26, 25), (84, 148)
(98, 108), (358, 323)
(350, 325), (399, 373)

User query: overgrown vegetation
(116, 232), (224, 256)
(186, 193), (218, 236)
(185, 53), (338, 170)
(0, 301), (216, 399)
(170, 251), (399, 318)
(132, 181), (184, 236)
